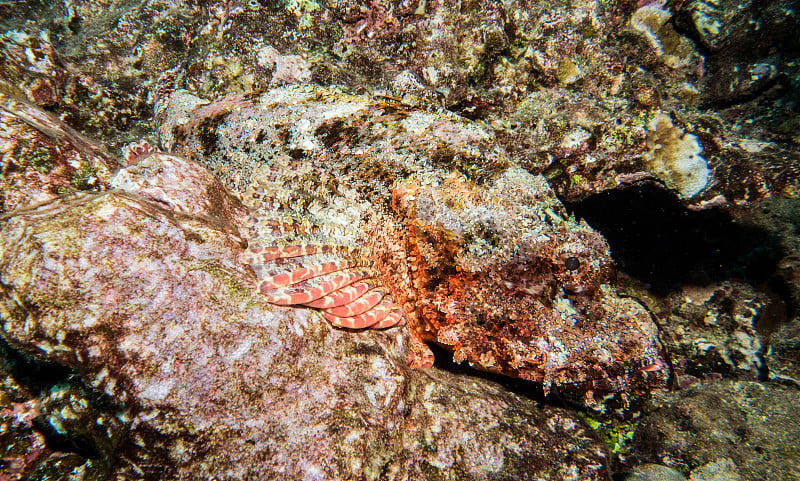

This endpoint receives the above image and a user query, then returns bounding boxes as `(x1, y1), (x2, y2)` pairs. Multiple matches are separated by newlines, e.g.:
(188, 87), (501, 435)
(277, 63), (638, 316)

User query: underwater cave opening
(563, 182), (784, 296)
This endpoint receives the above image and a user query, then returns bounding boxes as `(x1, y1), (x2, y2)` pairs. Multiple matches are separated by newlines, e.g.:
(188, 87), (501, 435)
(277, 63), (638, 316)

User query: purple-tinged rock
(0, 88), (119, 214)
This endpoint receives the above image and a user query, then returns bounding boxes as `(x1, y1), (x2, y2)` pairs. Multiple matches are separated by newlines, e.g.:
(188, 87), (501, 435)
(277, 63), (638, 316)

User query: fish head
(390, 167), (667, 392)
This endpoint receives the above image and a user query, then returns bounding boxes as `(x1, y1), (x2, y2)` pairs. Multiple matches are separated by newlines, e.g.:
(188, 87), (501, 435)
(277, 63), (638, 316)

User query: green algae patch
(193, 262), (257, 306)
(27, 145), (55, 174)
(69, 161), (99, 190)
(579, 413), (635, 455)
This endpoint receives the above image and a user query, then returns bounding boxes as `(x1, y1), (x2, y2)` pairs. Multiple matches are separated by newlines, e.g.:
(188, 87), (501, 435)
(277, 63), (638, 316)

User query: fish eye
(564, 256), (581, 271)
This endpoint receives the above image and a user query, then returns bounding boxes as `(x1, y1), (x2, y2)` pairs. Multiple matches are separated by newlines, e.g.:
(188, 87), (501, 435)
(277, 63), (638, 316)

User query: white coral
(644, 114), (709, 198)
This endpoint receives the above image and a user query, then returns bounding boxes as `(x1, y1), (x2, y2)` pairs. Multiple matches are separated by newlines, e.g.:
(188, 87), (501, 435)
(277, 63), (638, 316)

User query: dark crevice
(32, 415), (105, 460)
(0, 334), (120, 464)
(0, 334), (74, 394)
(428, 343), (650, 416)
(428, 343), (551, 404)
(563, 183), (783, 295)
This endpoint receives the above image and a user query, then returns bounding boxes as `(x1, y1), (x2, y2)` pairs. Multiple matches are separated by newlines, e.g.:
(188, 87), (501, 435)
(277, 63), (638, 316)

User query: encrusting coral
(644, 113), (709, 198)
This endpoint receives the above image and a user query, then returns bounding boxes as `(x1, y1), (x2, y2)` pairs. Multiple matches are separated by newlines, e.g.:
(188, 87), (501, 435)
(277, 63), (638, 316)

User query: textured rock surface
(631, 381), (800, 481)
(739, 197), (800, 316)
(2, 0), (798, 205)
(0, 364), (95, 479)
(655, 281), (767, 384)
(624, 464), (687, 481)
(0, 87), (119, 213)
(765, 316), (800, 387)
(673, 0), (798, 107)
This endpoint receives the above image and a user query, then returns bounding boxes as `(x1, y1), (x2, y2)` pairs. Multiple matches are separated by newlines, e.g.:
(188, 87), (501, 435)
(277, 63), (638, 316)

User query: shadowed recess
(428, 344), (550, 403)
(0, 335), (117, 463)
(564, 183), (783, 294)
(0, 334), (74, 393)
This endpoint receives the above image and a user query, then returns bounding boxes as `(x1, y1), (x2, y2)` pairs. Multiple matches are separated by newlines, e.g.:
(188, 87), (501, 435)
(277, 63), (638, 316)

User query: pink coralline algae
(120, 139), (157, 165)
(257, 46), (313, 85)
(0, 86), (119, 213)
(343, 0), (403, 42)
(156, 85), (668, 394)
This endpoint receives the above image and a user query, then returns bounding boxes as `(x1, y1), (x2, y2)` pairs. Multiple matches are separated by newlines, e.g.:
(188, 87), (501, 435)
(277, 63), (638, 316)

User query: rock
(0, 150), (612, 479)
(0, 340), (104, 479)
(738, 196), (800, 314)
(673, 0), (797, 106)
(0, 25), (155, 146)
(1, 0), (799, 478)
(631, 380), (800, 480)
(0, 87), (119, 214)
(5, 0), (799, 207)
(688, 458), (742, 481)
(656, 281), (768, 384)
(732, 197), (800, 387)
(624, 463), (687, 481)
(765, 316), (800, 387)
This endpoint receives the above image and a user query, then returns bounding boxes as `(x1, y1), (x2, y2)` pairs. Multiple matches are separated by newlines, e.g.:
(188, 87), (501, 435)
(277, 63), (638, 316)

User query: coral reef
(630, 5), (698, 69)
(765, 317), (800, 388)
(643, 113), (708, 198)
(342, 0), (403, 42)
(3, 0), (795, 204)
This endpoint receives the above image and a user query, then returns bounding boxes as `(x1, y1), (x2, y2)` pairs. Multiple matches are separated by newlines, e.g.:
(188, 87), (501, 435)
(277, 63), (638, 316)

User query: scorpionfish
(154, 85), (668, 393)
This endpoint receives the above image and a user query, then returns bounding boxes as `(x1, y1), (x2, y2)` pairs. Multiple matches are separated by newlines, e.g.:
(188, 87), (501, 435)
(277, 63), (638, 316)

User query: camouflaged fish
(154, 85), (667, 393)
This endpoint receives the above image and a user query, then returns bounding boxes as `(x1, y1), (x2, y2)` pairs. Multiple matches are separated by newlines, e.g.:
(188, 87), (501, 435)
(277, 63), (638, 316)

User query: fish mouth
(416, 271), (669, 393)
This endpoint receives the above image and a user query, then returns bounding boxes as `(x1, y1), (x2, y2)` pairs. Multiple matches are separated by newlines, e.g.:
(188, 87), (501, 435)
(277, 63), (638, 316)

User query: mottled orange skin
(385, 178), (664, 392)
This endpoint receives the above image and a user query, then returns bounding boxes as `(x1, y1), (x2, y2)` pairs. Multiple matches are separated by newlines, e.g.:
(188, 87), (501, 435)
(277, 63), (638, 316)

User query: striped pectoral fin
(257, 267), (378, 305)
(263, 259), (359, 289)
(304, 279), (379, 309)
(324, 288), (386, 317)
(244, 249), (362, 290)
(372, 307), (405, 329)
(322, 298), (395, 329)
(244, 242), (406, 333)
(247, 243), (341, 262)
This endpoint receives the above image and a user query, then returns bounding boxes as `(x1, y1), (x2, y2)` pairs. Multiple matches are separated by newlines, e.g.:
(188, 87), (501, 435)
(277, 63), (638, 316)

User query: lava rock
(657, 282), (768, 384)
(765, 316), (800, 387)
(631, 380), (800, 480)
(0, 88), (118, 214)
(624, 463), (687, 481)
(673, 0), (798, 106)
